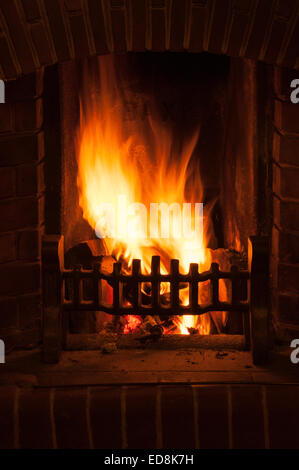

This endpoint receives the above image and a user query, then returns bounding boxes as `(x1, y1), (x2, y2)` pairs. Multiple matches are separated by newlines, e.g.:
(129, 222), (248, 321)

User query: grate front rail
(61, 256), (250, 316)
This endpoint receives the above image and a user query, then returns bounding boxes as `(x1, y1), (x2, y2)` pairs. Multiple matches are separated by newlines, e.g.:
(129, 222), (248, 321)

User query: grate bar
(61, 256), (250, 315)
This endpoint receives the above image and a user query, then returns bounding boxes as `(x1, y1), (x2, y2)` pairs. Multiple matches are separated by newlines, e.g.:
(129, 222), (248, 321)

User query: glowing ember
(123, 315), (142, 334)
(76, 55), (223, 335)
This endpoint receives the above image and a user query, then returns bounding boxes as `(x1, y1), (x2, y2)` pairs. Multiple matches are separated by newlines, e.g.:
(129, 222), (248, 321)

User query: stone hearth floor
(1, 346), (299, 449)
(1, 345), (298, 387)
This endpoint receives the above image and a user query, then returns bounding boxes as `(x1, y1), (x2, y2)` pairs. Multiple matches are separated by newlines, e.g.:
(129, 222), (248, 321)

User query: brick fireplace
(0, 0), (299, 450)
(0, 71), (44, 351)
(39, 51), (262, 363)
(1, 54), (298, 357)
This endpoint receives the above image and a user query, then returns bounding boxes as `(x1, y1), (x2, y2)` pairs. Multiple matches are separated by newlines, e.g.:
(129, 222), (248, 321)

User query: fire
(123, 315), (142, 334)
(77, 55), (216, 335)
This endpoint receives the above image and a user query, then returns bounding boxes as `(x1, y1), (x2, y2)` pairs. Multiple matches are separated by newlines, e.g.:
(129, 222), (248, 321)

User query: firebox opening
(55, 51), (258, 345)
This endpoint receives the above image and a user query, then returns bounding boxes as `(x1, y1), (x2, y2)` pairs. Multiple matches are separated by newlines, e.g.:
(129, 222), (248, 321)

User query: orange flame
(77, 55), (216, 335)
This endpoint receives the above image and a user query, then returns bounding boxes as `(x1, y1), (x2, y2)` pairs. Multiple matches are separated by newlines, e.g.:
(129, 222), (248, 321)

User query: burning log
(135, 325), (164, 344)
(65, 332), (246, 351)
(101, 342), (117, 354)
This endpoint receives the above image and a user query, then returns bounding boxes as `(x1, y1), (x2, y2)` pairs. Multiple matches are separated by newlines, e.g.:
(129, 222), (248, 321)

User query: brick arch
(0, 0), (298, 80)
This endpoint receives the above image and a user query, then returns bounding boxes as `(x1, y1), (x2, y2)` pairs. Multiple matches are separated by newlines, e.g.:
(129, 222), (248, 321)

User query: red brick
(161, 385), (195, 449)
(266, 386), (299, 449)
(126, 386), (156, 449)
(16, 165), (37, 196)
(64, 0), (82, 10)
(282, 21), (299, 69)
(151, 1), (166, 8)
(272, 227), (299, 264)
(0, 296), (19, 328)
(69, 14), (90, 59)
(18, 293), (41, 329)
(0, 197), (39, 232)
(111, 9), (127, 52)
(189, 5), (206, 52)
(1, 0), (36, 75)
(274, 197), (299, 232)
(44, 0), (71, 62)
(17, 229), (40, 260)
(90, 387), (122, 449)
(131, 0), (146, 51)
(245, 0), (273, 60)
(0, 233), (17, 263)
(19, 389), (52, 449)
(54, 388), (89, 449)
(275, 100), (299, 134)
(278, 263), (299, 294)
(15, 99), (43, 132)
(0, 262), (40, 296)
(226, 10), (251, 57)
(6, 71), (43, 102)
(0, 167), (16, 198)
(274, 133), (299, 166)
(264, 20), (287, 64)
(276, 0), (296, 19)
(30, 23), (53, 66)
(231, 386), (265, 449)
(278, 293), (299, 324)
(151, 8), (166, 51)
(0, 132), (44, 167)
(0, 37), (18, 79)
(16, 163), (44, 196)
(169, 0), (186, 51)
(0, 103), (14, 134)
(0, 387), (17, 449)
(21, 0), (41, 22)
(38, 194), (45, 225)
(195, 386), (229, 449)
(208, 0), (229, 54)
(273, 165), (299, 200)
(87, 0), (108, 54)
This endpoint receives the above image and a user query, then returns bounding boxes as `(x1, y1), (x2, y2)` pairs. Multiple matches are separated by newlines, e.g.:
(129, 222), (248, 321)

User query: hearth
(41, 52), (270, 364)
